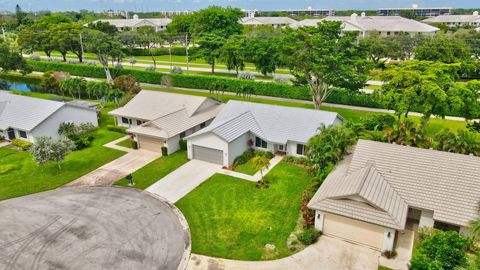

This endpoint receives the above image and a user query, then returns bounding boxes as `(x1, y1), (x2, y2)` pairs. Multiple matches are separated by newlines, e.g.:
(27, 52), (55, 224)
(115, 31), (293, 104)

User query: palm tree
(252, 156), (270, 187)
(469, 202), (480, 241)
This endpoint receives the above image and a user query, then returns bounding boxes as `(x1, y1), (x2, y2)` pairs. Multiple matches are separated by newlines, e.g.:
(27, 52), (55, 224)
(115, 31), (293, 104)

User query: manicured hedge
(26, 60), (383, 108)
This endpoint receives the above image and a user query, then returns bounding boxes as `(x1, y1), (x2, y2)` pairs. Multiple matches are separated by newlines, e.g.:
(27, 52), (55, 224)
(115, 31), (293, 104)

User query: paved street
(0, 187), (190, 270)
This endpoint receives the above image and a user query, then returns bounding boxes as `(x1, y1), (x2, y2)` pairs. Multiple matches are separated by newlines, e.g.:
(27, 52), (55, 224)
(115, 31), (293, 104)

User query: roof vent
(133, 14), (139, 20)
(474, 11), (479, 16)
(361, 12), (366, 17)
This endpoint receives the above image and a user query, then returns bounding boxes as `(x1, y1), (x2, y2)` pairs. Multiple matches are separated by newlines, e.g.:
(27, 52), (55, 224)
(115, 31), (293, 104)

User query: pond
(0, 76), (46, 93)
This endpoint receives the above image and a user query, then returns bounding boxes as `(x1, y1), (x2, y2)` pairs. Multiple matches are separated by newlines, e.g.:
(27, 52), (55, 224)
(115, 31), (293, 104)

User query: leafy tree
(360, 32), (393, 66)
(190, 6), (243, 38)
(83, 30), (123, 82)
(40, 71), (70, 93)
(245, 35), (282, 76)
(390, 32), (426, 60)
(220, 34), (246, 74)
(454, 29), (480, 60)
(106, 88), (124, 103)
(252, 156), (270, 187)
(117, 30), (140, 56)
(30, 137), (76, 169)
(112, 75), (141, 95)
(379, 61), (460, 124)
(49, 23), (85, 62)
(448, 81), (480, 120)
(382, 119), (427, 147)
(281, 21), (369, 109)
(0, 42), (32, 75)
(60, 77), (87, 98)
(87, 21), (118, 36)
(137, 26), (163, 69)
(194, 33), (224, 73)
(167, 14), (194, 35)
(416, 35), (471, 63)
(307, 124), (356, 177)
(86, 81), (112, 100)
(409, 229), (469, 270)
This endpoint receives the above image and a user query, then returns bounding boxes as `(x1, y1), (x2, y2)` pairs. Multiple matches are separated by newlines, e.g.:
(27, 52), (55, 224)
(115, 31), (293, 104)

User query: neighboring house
(0, 91), (98, 143)
(308, 140), (480, 252)
(89, 15), (171, 31)
(186, 100), (343, 166)
(108, 90), (223, 154)
(291, 13), (439, 37)
(240, 17), (297, 28)
(423, 11), (480, 28)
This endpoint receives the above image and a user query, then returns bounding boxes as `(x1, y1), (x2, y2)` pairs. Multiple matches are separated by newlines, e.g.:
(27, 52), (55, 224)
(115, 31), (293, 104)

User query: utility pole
(185, 33), (190, 74)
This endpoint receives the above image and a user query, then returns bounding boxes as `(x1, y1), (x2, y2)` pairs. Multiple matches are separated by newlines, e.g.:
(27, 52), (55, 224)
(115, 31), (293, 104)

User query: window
(19, 130), (27, 139)
(296, 144), (305, 155)
(180, 132), (186, 139)
(121, 117), (129, 124)
(255, 136), (267, 149)
(200, 122), (206, 129)
(136, 120), (143, 125)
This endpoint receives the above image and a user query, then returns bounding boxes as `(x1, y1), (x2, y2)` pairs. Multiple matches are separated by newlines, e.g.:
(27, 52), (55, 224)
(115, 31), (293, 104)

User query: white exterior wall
(166, 135), (180, 155)
(287, 140), (307, 157)
(187, 133), (229, 166)
(314, 210), (325, 232)
(228, 133), (250, 165)
(30, 106), (98, 143)
(383, 228), (396, 252)
(419, 210), (435, 228)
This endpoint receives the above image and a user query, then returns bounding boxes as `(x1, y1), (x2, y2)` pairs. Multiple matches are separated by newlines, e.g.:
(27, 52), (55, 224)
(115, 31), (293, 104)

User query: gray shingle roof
(187, 100), (343, 144)
(0, 91), (64, 131)
(292, 16), (439, 33)
(309, 140), (480, 229)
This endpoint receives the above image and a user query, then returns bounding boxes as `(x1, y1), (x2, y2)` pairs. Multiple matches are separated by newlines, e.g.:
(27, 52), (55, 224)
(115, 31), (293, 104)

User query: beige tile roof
(240, 17), (297, 26)
(309, 140), (480, 229)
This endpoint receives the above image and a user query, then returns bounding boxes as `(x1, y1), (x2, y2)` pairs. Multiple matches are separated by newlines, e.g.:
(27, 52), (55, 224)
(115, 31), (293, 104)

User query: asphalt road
(0, 187), (190, 270)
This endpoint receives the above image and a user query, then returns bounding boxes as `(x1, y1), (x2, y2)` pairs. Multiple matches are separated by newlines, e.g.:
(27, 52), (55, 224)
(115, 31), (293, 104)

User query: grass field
(234, 159), (258, 175)
(114, 151), (188, 190)
(0, 103), (126, 201)
(115, 138), (134, 149)
(176, 162), (312, 260)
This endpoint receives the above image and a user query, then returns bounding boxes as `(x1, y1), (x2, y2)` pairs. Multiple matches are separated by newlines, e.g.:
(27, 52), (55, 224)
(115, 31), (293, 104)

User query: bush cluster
(58, 122), (97, 150)
(361, 114), (397, 131)
(11, 139), (33, 151)
(179, 139), (187, 151)
(107, 125), (127, 134)
(233, 149), (274, 166)
(297, 228), (322, 245)
(283, 155), (309, 165)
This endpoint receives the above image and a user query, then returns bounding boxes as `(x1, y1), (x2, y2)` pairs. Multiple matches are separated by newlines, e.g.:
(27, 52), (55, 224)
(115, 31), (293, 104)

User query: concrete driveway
(0, 187), (190, 270)
(188, 236), (380, 270)
(146, 160), (220, 203)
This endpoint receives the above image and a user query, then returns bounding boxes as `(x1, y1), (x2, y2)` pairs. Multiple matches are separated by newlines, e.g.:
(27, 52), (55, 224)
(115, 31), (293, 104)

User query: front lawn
(114, 151), (188, 190)
(175, 162), (313, 260)
(233, 158), (258, 175)
(0, 103), (126, 201)
(116, 138), (134, 149)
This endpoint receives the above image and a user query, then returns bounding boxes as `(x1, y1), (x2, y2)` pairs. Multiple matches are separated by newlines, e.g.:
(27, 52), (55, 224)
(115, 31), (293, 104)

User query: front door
(7, 129), (15, 140)
(275, 144), (287, 154)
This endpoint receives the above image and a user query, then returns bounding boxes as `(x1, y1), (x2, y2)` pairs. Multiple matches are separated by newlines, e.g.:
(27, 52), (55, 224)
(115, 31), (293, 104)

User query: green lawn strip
(0, 103), (126, 201)
(176, 162), (312, 260)
(364, 84), (382, 90)
(233, 159), (257, 175)
(115, 138), (134, 149)
(114, 151), (188, 190)
(378, 266), (393, 270)
(143, 86), (466, 134)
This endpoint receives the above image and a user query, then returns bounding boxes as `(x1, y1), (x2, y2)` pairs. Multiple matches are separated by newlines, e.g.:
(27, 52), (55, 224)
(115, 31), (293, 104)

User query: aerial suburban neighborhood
(0, 1), (480, 270)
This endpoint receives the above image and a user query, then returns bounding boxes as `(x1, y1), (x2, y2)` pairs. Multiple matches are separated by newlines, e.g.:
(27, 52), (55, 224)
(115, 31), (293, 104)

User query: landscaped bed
(114, 151), (188, 190)
(175, 162), (313, 260)
(115, 138), (135, 149)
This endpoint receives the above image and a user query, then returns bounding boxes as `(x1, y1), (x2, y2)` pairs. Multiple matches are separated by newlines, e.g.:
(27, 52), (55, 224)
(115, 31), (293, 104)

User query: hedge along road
(0, 187), (191, 270)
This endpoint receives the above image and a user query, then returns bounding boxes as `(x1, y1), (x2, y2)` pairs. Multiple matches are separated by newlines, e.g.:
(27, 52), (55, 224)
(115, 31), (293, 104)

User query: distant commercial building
(157, 10), (193, 16)
(104, 9), (129, 18)
(240, 17), (297, 28)
(378, 5), (452, 17)
(0, 9), (11, 15)
(280, 7), (335, 17)
(291, 13), (439, 38)
(90, 15), (171, 32)
(423, 11), (480, 28)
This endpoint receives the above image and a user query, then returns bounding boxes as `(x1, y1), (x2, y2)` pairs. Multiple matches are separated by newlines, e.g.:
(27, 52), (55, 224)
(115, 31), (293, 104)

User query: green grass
(114, 151), (188, 190)
(378, 266), (394, 270)
(176, 162), (312, 260)
(0, 105), (126, 201)
(115, 138), (134, 149)
(142, 86), (467, 135)
(234, 159), (258, 175)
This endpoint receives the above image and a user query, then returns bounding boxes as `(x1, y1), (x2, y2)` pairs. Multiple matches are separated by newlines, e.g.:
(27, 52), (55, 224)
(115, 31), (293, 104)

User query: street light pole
(185, 33), (190, 75)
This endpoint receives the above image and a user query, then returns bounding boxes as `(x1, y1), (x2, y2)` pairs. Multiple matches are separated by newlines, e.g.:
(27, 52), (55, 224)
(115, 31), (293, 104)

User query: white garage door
(323, 214), (384, 250)
(192, 145), (223, 165)
(138, 135), (164, 153)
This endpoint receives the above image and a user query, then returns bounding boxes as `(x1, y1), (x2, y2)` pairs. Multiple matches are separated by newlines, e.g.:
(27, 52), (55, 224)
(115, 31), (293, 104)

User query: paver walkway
(146, 160), (220, 203)
(0, 141), (11, 148)
(187, 236), (380, 270)
(66, 137), (161, 186)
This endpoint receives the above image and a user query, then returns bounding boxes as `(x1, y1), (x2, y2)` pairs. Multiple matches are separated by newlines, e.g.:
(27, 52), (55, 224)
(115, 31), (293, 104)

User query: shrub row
(11, 139), (33, 151)
(120, 47), (197, 57)
(107, 125), (128, 134)
(24, 60), (395, 111)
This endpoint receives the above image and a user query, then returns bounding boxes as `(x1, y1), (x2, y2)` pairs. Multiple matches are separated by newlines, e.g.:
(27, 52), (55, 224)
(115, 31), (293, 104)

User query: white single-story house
(423, 11), (480, 28)
(240, 16), (297, 28)
(291, 13), (439, 37)
(0, 91), (98, 143)
(308, 139), (480, 252)
(108, 90), (223, 154)
(186, 100), (343, 166)
(89, 15), (172, 32)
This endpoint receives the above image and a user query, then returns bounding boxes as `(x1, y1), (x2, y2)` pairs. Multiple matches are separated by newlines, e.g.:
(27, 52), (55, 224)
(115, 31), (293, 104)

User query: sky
(0, 0), (478, 12)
